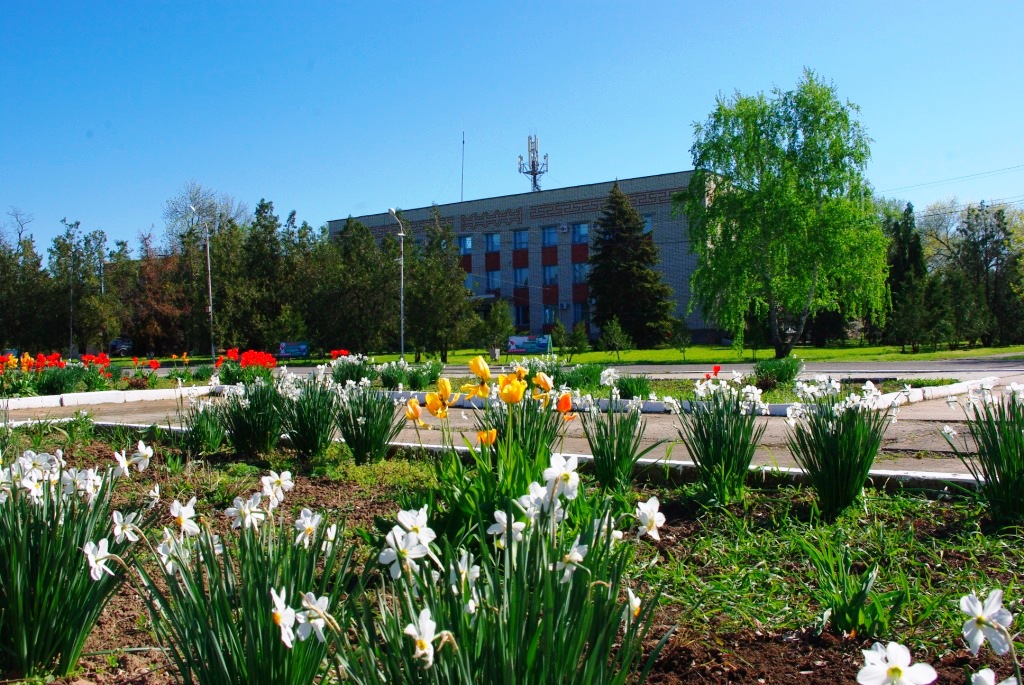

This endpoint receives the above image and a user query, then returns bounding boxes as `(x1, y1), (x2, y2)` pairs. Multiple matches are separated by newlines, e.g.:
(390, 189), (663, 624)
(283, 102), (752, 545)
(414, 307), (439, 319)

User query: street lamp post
(191, 205), (218, 361)
(388, 208), (406, 362)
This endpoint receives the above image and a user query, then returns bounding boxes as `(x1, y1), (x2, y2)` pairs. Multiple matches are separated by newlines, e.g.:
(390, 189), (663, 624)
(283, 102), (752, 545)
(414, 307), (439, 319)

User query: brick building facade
(328, 171), (707, 337)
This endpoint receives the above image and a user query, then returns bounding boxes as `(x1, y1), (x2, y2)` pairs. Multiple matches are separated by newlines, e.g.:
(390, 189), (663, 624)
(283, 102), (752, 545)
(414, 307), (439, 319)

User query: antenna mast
(518, 134), (548, 192)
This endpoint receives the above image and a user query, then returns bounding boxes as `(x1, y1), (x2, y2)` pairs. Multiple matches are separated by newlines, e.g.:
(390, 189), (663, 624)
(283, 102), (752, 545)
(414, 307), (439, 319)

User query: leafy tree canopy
(676, 69), (888, 358)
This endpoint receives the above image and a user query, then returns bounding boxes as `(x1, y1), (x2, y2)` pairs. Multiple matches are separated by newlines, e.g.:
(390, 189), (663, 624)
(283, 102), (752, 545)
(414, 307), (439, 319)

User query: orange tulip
(556, 392), (576, 421)
(477, 428), (497, 447)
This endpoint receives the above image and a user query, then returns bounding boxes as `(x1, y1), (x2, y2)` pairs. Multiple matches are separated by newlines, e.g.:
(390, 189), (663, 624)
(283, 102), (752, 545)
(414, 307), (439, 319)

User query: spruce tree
(588, 183), (674, 348)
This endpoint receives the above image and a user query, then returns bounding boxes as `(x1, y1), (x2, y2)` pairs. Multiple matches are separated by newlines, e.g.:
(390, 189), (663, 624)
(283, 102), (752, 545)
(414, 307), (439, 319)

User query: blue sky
(2, 1), (1022, 253)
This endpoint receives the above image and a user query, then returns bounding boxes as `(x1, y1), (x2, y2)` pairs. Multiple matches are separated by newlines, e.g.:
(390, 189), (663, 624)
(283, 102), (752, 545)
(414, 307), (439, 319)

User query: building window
(543, 304), (557, 325)
(543, 265), (558, 286)
(513, 267), (529, 288)
(642, 214), (654, 234)
(458, 235), (473, 255)
(574, 301), (590, 325)
(464, 273), (478, 292)
(513, 229), (529, 250)
(485, 232), (500, 253)
(571, 222), (589, 244)
(542, 226), (558, 246)
(515, 304), (530, 327)
(486, 269), (501, 292)
(573, 262), (590, 284)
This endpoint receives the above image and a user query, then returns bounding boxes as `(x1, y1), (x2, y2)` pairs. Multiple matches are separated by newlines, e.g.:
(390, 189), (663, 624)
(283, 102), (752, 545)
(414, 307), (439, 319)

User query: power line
(879, 163), (1024, 193)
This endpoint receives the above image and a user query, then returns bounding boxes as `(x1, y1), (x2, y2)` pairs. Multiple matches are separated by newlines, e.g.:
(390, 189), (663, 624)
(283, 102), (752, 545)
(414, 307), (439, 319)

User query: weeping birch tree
(676, 70), (888, 358)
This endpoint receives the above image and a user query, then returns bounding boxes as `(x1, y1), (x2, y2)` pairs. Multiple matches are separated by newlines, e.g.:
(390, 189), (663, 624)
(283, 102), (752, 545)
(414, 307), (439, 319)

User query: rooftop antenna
(518, 134), (548, 192)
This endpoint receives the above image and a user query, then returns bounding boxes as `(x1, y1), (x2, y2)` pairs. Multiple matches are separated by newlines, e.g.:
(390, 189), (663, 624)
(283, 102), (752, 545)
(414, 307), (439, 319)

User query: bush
(753, 356), (803, 391)
(943, 388), (1024, 524)
(676, 375), (768, 505)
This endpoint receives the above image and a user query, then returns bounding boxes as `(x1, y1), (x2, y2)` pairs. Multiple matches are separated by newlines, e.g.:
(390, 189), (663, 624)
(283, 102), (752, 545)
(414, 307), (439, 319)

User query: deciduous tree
(677, 69), (888, 358)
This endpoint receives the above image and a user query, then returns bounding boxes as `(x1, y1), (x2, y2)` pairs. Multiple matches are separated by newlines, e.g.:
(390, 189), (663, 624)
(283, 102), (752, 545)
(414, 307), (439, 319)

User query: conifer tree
(588, 183), (674, 348)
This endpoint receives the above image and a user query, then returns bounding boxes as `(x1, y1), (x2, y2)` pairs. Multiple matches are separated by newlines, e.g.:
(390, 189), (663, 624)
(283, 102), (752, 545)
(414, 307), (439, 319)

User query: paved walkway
(8, 361), (1022, 478)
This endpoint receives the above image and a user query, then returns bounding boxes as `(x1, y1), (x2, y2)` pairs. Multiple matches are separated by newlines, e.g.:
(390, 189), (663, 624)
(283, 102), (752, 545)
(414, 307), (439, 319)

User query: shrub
(753, 356), (803, 391)
(335, 381), (404, 465)
(676, 373), (768, 505)
(220, 380), (283, 457)
(943, 386), (1024, 524)
(787, 378), (893, 520)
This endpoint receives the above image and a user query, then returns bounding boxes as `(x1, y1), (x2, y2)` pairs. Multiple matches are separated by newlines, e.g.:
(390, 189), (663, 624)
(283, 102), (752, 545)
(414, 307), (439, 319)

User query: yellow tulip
(460, 379), (490, 400)
(498, 374), (527, 404)
(468, 356), (491, 382)
(405, 397), (429, 429)
(532, 372), (553, 393)
(477, 428), (497, 447)
(425, 378), (459, 419)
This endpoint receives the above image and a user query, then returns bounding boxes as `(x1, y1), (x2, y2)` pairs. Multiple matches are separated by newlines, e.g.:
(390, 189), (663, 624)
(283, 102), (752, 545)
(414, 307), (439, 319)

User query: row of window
(466, 263), (591, 292)
(458, 217), (653, 256)
(513, 302), (591, 327)
(459, 223), (590, 255)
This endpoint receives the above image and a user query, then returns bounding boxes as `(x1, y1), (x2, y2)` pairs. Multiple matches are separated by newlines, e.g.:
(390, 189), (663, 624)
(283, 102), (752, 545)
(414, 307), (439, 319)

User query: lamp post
(388, 208), (406, 362)
(190, 205), (218, 361)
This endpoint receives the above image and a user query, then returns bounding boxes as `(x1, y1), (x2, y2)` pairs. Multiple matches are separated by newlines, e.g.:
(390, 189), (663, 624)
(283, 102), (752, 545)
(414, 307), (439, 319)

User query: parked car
(109, 338), (134, 357)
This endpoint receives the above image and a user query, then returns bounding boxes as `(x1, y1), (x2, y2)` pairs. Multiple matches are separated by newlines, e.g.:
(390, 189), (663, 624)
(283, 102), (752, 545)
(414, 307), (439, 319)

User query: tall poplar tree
(588, 183), (674, 348)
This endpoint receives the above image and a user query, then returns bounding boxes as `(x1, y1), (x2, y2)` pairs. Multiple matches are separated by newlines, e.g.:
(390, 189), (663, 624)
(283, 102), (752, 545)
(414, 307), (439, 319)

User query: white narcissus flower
(555, 536), (588, 584)
(147, 484), (160, 509)
(112, 510), (140, 543)
(131, 440), (153, 471)
(397, 505), (436, 545)
(83, 539), (115, 581)
(600, 368), (619, 387)
(378, 526), (429, 579)
(296, 592), (330, 643)
(971, 668), (1017, 685)
(635, 496), (666, 541)
(262, 470), (294, 509)
(321, 523), (337, 555)
(294, 508), (321, 548)
(543, 454), (580, 501)
(404, 607), (437, 668)
(169, 497), (200, 538)
(271, 588), (297, 648)
(486, 510), (525, 549)
(626, 589), (642, 620)
(112, 450), (131, 479)
(961, 590), (1014, 656)
(942, 425), (957, 439)
(225, 493), (266, 530)
(856, 642), (937, 685)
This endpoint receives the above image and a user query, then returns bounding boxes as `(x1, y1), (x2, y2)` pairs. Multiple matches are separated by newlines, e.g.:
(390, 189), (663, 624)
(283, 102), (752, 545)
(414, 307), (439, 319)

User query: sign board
(278, 341), (309, 359)
(506, 335), (551, 355)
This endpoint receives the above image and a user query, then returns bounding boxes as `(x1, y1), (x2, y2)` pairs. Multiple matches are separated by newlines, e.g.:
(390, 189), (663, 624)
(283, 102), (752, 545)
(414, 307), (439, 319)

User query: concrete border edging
(0, 386), (212, 411)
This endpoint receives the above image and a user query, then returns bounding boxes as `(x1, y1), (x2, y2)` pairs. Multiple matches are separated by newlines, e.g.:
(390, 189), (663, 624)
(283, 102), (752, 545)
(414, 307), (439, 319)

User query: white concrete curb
(1, 386), (212, 411)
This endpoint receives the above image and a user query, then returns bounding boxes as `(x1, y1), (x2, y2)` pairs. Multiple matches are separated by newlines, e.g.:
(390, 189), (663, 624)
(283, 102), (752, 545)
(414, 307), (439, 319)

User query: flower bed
(1, 359), (1021, 684)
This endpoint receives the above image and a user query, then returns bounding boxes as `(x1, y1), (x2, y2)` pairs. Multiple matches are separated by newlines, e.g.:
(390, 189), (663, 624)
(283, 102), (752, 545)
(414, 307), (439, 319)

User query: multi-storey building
(328, 171), (707, 337)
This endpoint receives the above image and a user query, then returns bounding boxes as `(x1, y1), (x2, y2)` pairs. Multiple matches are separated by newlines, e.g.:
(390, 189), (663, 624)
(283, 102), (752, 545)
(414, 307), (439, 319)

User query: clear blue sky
(2, 1), (1022, 254)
